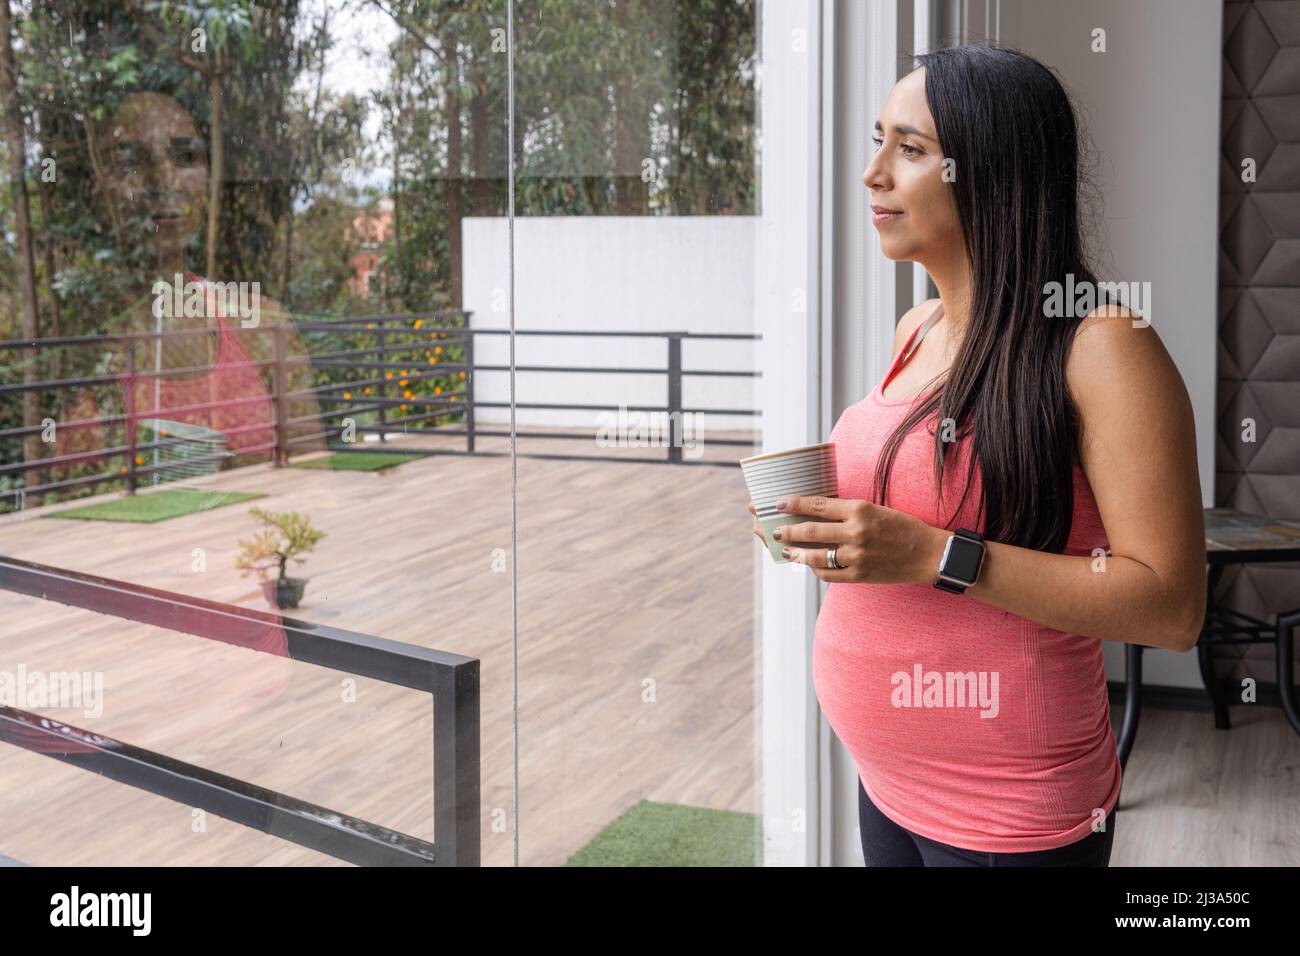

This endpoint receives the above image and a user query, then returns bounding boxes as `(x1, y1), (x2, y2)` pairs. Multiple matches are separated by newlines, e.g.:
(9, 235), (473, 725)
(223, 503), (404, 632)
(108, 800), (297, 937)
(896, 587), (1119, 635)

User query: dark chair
(1275, 607), (1300, 736)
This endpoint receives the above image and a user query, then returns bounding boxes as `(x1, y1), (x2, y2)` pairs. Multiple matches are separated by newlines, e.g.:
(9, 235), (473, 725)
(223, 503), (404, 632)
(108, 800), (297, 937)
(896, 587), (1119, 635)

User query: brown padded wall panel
(1218, 1), (1300, 684)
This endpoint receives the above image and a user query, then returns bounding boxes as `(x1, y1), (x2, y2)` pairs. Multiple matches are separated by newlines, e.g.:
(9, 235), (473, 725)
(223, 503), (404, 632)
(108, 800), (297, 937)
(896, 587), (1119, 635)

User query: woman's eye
(871, 137), (921, 158)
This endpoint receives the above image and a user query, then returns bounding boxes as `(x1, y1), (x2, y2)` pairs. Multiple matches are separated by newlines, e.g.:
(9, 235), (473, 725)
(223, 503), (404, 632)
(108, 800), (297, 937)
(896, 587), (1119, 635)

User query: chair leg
(1117, 643), (1143, 771)
(1198, 636), (1231, 730)
(1198, 563), (1229, 729)
(1276, 609), (1300, 737)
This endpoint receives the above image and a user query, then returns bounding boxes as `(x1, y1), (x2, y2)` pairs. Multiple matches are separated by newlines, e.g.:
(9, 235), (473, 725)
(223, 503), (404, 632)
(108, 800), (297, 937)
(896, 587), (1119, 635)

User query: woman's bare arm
(909, 305), (1206, 651)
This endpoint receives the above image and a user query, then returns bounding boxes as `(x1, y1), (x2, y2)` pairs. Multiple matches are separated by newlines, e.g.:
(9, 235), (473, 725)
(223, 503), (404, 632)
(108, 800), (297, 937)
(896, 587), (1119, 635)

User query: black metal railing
(0, 312), (762, 507)
(0, 555), (479, 867)
(453, 327), (761, 466)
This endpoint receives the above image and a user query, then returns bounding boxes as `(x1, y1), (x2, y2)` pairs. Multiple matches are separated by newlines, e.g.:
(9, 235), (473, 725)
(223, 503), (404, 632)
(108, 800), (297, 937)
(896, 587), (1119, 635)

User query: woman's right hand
(747, 500), (766, 547)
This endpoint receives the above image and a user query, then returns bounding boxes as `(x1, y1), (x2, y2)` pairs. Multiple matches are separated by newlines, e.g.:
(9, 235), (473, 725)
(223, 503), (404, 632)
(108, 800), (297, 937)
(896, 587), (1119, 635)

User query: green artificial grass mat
(44, 489), (266, 524)
(564, 799), (762, 867)
(289, 451), (423, 472)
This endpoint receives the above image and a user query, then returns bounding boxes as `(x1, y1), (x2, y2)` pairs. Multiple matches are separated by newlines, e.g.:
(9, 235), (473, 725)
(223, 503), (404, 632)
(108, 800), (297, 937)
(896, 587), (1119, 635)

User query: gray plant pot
(261, 576), (307, 609)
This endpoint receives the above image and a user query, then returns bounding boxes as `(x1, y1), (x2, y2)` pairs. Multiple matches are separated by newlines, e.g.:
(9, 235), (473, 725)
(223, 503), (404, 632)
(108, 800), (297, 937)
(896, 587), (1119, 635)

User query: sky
(297, 0), (400, 192)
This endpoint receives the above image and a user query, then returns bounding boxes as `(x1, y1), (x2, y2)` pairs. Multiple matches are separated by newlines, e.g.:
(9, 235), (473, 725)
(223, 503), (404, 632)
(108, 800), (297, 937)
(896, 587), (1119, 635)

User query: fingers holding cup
(782, 542), (857, 579)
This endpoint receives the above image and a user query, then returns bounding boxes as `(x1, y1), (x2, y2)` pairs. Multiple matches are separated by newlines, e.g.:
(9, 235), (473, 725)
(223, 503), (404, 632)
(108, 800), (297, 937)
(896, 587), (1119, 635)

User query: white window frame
(762, 0), (988, 866)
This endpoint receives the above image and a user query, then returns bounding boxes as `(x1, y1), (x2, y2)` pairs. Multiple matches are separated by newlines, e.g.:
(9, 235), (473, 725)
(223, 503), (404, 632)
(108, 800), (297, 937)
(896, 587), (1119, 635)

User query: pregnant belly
(812, 581), (1120, 841)
(812, 582), (1039, 771)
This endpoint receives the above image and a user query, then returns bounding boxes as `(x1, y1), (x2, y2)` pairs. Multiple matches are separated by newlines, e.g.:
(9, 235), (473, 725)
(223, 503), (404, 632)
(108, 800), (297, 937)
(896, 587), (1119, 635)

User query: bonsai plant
(235, 506), (326, 609)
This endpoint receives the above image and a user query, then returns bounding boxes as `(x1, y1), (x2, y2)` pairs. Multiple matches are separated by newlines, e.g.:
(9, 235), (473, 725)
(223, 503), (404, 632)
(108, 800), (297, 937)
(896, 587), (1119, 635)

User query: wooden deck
(0, 424), (763, 866)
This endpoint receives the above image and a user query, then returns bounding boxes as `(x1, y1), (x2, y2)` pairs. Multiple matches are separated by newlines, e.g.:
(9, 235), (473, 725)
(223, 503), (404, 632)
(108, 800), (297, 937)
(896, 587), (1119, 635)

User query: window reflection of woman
(104, 91), (214, 375)
(34, 92), (314, 759)
(59, 91), (323, 469)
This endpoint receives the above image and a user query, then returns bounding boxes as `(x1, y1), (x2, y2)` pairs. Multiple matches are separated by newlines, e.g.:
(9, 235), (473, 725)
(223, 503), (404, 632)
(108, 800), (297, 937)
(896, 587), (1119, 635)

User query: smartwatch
(933, 527), (985, 594)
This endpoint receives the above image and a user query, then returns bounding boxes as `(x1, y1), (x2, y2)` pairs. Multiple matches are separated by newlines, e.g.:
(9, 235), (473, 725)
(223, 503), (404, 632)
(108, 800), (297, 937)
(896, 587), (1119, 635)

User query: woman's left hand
(772, 495), (945, 585)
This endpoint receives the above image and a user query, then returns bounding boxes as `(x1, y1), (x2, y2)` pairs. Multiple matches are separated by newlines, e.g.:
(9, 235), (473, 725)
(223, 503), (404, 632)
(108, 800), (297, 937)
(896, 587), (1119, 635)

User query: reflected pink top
(811, 308), (1122, 853)
(126, 273), (275, 456)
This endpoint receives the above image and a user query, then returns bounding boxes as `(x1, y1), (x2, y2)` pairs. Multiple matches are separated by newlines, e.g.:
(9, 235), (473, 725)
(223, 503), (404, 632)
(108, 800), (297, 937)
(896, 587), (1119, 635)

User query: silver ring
(827, 548), (838, 569)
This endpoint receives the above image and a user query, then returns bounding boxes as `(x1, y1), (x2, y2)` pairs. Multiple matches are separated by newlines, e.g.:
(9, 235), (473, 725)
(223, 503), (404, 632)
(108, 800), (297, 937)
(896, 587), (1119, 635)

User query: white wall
(461, 216), (759, 432)
(998, 0), (1223, 688)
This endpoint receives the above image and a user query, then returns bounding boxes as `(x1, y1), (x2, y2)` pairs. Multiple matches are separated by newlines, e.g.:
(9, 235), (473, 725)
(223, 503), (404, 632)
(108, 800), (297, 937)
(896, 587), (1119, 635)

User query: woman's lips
(871, 205), (903, 224)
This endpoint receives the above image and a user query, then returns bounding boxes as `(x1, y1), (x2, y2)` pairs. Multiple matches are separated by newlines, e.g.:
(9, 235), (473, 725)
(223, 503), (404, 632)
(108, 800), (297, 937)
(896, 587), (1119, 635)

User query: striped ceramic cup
(740, 441), (838, 564)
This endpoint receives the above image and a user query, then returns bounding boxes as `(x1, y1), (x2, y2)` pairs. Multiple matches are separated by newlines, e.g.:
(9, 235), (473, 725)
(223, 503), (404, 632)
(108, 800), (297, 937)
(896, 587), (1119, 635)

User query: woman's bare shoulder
(893, 297), (940, 361)
(1065, 303), (1192, 450)
(1066, 303), (1173, 392)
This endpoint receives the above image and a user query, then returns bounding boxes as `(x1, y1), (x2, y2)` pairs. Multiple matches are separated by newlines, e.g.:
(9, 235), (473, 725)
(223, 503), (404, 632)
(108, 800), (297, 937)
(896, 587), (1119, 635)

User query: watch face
(943, 536), (984, 583)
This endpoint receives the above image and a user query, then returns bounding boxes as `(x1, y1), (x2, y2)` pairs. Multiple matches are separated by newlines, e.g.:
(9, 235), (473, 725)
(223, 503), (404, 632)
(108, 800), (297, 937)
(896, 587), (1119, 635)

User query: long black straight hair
(871, 44), (1115, 554)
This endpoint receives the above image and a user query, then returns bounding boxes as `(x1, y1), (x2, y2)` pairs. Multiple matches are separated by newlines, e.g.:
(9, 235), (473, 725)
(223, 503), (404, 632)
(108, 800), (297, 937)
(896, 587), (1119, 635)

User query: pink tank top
(127, 274), (276, 456)
(812, 306), (1122, 853)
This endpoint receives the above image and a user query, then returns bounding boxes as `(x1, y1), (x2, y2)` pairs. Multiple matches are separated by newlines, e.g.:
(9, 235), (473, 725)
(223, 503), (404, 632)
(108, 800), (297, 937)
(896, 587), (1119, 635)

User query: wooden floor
(0, 424), (762, 866)
(1106, 703), (1300, 866)
(2, 423), (1296, 866)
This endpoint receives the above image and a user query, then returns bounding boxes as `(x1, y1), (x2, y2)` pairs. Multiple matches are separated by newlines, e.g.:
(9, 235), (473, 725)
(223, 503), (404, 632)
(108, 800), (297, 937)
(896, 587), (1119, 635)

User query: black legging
(858, 776), (1115, 866)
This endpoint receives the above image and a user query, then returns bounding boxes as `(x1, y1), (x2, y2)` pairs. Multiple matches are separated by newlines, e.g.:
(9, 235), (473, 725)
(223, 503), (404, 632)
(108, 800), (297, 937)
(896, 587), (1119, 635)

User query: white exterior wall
(461, 216), (759, 433)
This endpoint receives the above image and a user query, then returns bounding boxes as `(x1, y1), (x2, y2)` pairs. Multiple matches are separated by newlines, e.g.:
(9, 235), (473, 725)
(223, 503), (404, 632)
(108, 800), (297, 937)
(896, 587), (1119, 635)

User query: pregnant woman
(749, 46), (1204, 866)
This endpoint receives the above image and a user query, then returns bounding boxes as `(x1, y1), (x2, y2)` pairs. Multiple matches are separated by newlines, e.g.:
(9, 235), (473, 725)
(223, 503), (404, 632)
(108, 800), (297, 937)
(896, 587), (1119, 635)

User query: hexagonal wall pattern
(1218, 1), (1300, 681)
